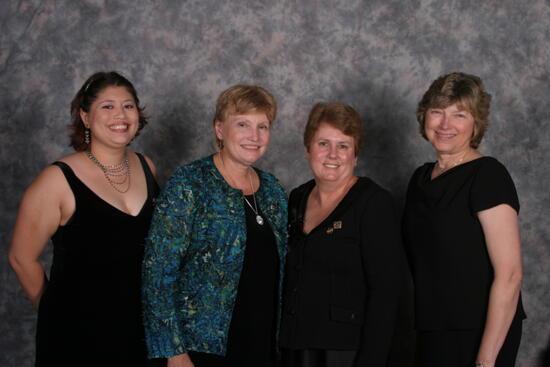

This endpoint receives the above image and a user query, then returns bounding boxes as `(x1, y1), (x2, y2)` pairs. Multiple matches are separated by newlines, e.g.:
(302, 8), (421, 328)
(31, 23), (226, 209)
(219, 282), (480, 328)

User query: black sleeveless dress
(35, 153), (160, 367)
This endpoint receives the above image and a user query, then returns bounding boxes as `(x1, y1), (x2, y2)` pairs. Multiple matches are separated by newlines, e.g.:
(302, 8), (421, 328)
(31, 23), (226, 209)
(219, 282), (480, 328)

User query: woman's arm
(476, 204), (523, 367)
(142, 167), (194, 358)
(8, 166), (70, 307)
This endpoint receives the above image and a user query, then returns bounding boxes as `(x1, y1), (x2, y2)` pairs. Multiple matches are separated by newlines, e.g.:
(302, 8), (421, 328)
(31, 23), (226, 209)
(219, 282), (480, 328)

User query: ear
(214, 120), (224, 141)
(80, 109), (89, 128)
(304, 146), (310, 159)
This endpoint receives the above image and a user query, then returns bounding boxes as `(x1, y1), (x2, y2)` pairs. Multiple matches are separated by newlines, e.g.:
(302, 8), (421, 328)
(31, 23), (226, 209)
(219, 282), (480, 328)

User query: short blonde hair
(213, 85), (277, 149)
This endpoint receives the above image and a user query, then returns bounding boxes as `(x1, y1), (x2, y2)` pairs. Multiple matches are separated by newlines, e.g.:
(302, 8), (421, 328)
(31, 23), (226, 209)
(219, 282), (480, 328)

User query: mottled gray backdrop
(1, 0), (549, 366)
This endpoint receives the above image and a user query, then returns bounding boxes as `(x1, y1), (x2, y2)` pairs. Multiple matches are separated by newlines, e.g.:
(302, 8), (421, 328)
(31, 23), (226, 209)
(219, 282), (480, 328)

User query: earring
(84, 128), (91, 144)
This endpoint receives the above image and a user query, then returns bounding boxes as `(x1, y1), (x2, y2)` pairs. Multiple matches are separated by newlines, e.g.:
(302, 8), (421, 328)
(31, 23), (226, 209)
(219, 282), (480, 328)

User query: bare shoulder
(21, 159), (72, 207)
(140, 153), (157, 177)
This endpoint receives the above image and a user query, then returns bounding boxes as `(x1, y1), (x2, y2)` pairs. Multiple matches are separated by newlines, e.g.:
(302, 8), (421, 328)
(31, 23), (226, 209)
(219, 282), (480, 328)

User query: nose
(439, 113), (449, 129)
(328, 144), (338, 158)
(249, 126), (260, 141)
(113, 105), (126, 118)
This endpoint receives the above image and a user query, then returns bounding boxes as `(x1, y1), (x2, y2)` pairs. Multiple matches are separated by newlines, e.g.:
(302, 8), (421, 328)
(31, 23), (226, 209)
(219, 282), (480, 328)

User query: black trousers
(415, 317), (523, 367)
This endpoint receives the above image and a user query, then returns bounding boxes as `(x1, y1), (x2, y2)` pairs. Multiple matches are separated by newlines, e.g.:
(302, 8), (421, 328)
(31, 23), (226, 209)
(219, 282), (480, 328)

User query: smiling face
(80, 86), (139, 150)
(424, 103), (475, 155)
(215, 112), (270, 167)
(307, 123), (357, 184)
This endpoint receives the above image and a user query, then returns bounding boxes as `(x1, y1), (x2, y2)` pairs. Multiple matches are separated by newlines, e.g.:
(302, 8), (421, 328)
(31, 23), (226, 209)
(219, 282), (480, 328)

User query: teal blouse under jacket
(142, 155), (288, 358)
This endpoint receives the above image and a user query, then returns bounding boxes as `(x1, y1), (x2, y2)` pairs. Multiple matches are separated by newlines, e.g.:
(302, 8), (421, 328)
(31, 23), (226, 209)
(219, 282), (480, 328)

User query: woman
(142, 85), (287, 367)
(402, 72), (525, 367)
(280, 102), (408, 367)
(8, 72), (161, 366)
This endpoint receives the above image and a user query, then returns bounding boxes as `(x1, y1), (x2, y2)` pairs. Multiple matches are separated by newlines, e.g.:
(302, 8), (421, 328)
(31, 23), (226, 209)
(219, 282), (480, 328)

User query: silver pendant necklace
(244, 169), (264, 225)
(217, 153), (264, 225)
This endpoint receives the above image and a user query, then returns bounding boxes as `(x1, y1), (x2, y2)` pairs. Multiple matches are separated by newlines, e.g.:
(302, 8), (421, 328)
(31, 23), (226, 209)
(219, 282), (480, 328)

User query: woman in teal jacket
(142, 85), (287, 367)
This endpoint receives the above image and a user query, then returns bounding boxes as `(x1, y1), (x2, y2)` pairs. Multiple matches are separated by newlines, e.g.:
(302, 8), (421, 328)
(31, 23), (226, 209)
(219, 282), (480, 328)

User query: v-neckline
(63, 162), (149, 218)
(299, 178), (364, 236)
(427, 156), (486, 182)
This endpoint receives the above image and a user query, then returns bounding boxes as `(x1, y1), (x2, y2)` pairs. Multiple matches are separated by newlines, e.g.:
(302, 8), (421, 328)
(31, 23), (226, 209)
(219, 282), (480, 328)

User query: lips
(323, 163), (339, 168)
(109, 123), (130, 132)
(241, 144), (261, 150)
(435, 131), (456, 140)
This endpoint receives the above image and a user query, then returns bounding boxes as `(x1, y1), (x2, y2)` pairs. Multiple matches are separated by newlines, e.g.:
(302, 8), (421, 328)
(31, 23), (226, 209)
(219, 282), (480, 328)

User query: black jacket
(279, 177), (409, 367)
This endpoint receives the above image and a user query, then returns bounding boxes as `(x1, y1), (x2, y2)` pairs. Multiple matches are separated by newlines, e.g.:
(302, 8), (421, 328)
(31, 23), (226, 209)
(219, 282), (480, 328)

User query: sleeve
(470, 158), (520, 214)
(142, 167), (195, 358)
(354, 188), (408, 367)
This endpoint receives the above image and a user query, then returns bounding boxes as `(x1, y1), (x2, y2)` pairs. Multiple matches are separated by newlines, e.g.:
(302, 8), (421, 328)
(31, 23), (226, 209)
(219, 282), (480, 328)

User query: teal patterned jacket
(142, 155), (288, 358)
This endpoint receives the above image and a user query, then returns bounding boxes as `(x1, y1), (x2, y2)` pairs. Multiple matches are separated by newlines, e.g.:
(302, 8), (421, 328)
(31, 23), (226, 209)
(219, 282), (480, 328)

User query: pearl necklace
(86, 151), (131, 193)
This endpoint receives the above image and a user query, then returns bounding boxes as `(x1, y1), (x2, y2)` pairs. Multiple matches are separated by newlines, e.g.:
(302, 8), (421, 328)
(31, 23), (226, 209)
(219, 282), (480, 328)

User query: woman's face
(424, 103), (475, 155)
(80, 86), (139, 150)
(307, 123), (357, 184)
(215, 112), (270, 167)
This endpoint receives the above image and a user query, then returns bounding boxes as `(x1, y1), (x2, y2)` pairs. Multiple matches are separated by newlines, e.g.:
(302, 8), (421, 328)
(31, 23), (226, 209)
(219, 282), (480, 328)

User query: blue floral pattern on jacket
(142, 155), (288, 358)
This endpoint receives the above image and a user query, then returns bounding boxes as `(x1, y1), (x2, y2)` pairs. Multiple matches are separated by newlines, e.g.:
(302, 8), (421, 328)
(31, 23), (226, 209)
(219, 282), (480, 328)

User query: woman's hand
(167, 353), (194, 367)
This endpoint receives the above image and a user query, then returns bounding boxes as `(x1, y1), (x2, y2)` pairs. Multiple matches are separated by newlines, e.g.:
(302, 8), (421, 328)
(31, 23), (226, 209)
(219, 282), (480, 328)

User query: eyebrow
(99, 99), (135, 103)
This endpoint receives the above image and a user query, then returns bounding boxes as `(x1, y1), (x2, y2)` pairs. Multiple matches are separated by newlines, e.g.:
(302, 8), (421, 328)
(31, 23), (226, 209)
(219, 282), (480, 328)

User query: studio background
(1, 1), (549, 366)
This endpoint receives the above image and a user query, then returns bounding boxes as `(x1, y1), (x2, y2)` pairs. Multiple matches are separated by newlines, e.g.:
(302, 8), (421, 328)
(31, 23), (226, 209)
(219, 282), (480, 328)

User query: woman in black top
(8, 72), (164, 366)
(280, 102), (408, 367)
(402, 72), (525, 367)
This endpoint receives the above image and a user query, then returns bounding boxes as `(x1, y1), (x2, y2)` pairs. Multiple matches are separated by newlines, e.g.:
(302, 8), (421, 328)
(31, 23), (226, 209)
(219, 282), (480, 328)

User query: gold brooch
(326, 221), (342, 234)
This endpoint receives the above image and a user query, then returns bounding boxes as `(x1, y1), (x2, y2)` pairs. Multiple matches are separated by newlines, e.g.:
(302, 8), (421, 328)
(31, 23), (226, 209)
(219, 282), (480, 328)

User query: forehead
(313, 122), (354, 140)
(94, 86), (134, 100)
(225, 112), (269, 122)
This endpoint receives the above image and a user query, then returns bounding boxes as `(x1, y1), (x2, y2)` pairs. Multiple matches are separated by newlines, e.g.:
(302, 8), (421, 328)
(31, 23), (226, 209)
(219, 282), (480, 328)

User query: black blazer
(279, 177), (409, 367)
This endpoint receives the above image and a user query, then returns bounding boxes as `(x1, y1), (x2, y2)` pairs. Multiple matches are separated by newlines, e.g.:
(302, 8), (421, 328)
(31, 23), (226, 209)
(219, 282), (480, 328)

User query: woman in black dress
(280, 102), (409, 367)
(402, 72), (525, 367)
(8, 72), (163, 366)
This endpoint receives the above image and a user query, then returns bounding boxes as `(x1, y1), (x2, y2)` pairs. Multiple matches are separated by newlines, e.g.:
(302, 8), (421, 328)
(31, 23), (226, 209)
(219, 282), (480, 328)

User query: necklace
(86, 150), (131, 193)
(243, 169), (264, 225)
(436, 150), (469, 175)
(217, 153), (264, 225)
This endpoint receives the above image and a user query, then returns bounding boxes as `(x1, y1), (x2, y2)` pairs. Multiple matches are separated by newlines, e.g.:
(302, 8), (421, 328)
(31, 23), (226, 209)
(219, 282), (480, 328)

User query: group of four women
(9, 71), (525, 367)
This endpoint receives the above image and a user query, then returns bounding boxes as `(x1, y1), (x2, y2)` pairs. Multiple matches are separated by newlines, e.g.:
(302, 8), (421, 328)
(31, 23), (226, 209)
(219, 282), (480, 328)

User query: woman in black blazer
(280, 102), (409, 367)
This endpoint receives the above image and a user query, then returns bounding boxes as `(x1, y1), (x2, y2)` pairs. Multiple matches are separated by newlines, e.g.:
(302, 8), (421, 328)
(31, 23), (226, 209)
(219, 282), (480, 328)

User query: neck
(437, 148), (471, 169)
(313, 175), (357, 205)
(214, 151), (254, 192)
(88, 144), (127, 165)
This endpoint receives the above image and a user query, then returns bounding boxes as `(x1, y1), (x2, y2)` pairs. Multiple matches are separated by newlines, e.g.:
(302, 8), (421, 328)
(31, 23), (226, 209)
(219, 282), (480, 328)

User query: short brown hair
(213, 85), (277, 149)
(303, 102), (363, 155)
(416, 72), (491, 149)
(69, 71), (148, 151)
